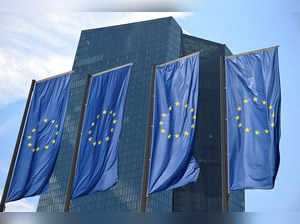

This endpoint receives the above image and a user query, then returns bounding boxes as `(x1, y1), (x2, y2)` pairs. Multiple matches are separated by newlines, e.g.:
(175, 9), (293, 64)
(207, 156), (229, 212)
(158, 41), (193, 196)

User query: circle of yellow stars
(27, 118), (60, 152)
(236, 97), (276, 135)
(87, 109), (118, 148)
(159, 102), (196, 139)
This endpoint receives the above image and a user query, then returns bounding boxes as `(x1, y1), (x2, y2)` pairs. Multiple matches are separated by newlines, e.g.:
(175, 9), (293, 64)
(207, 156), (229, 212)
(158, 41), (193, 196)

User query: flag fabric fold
(72, 64), (132, 199)
(226, 47), (281, 190)
(148, 54), (200, 195)
(6, 73), (71, 202)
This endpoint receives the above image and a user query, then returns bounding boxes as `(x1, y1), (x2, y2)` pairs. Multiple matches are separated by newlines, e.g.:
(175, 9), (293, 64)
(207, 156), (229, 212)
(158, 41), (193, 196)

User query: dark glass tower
(37, 17), (244, 212)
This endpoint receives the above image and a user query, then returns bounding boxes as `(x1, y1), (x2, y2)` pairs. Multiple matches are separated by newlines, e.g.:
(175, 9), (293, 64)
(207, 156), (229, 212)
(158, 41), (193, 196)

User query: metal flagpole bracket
(0, 80), (36, 212)
(225, 46), (279, 60)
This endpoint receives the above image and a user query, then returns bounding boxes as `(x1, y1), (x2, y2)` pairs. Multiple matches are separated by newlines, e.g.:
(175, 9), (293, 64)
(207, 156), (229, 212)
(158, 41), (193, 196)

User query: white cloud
(0, 48), (73, 108)
(182, 28), (192, 35)
(5, 200), (35, 212)
(0, 190), (35, 212)
(0, 114), (20, 136)
(0, 12), (192, 108)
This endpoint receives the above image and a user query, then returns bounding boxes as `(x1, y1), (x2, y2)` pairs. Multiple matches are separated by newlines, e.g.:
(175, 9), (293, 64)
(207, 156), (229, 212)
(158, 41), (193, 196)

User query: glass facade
(173, 35), (245, 212)
(37, 17), (244, 212)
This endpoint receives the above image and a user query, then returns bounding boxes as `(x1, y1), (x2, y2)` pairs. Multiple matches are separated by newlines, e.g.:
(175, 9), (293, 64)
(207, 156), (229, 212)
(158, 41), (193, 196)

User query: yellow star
(88, 130), (92, 135)
(161, 129), (166, 133)
(111, 128), (114, 132)
(27, 136), (32, 139)
(36, 147), (40, 151)
(272, 113), (275, 118)
(52, 140), (56, 144)
(190, 108), (194, 112)
(105, 137), (110, 141)
(162, 113), (167, 117)
(110, 110), (113, 114)
(235, 115), (240, 120)
(184, 104), (188, 108)
(44, 118), (48, 123)
(45, 145), (49, 149)
(103, 110), (107, 114)
(271, 122), (275, 127)
(32, 128), (36, 133)
(55, 124), (59, 128)
(253, 97), (258, 102)
(169, 106), (172, 111)
(245, 128), (250, 133)
(175, 134), (180, 138)
(96, 114), (100, 119)
(51, 120), (55, 123)
(88, 137), (92, 142)
(113, 120), (117, 124)
(113, 113), (116, 117)
(159, 121), (164, 125)
(56, 131), (59, 135)
(193, 115), (196, 119)
(243, 99), (248, 103)
(28, 143), (32, 147)
(269, 105), (273, 110)
(168, 134), (171, 139)
(238, 123), (242, 128)
(91, 122), (95, 127)
(93, 142), (96, 146)
(255, 130), (260, 135)
(264, 129), (269, 134)
(237, 106), (242, 111)
(262, 100), (266, 105)
(191, 124), (195, 129)
(98, 141), (102, 145)
(184, 131), (189, 136)
(32, 148), (35, 152)
(175, 102), (180, 106)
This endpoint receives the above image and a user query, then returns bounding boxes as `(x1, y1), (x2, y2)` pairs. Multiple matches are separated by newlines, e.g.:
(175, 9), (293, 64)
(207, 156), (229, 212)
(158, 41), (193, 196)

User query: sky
(0, 0), (299, 212)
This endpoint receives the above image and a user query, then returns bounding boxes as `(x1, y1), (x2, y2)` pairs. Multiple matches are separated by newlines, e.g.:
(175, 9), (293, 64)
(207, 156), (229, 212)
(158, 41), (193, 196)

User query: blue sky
(0, 1), (299, 212)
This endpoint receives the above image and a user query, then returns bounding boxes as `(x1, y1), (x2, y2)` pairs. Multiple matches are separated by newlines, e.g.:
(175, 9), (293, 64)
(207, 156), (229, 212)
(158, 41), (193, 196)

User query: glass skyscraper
(37, 17), (244, 212)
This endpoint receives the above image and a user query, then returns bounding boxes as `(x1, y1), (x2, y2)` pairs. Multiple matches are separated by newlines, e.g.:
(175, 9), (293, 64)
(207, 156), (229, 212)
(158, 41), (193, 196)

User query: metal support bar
(140, 65), (156, 212)
(220, 56), (230, 212)
(64, 74), (92, 212)
(225, 46), (279, 59)
(0, 80), (36, 212)
(37, 71), (73, 83)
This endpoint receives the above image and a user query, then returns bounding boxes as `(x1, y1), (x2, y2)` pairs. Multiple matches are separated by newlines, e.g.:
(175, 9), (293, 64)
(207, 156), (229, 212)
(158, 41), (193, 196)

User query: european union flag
(72, 64), (132, 199)
(6, 73), (71, 202)
(148, 53), (200, 194)
(226, 47), (281, 190)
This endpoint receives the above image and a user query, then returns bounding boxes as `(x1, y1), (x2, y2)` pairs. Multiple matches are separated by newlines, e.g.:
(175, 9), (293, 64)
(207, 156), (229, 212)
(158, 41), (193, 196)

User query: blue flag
(6, 74), (71, 202)
(226, 47), (281, 190)
(148, 53), (200, 194)
(72, 64), (132, 199)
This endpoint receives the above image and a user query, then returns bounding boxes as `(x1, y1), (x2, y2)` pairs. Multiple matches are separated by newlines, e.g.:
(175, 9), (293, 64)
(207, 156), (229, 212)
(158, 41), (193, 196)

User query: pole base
(0, 204), (5, 212)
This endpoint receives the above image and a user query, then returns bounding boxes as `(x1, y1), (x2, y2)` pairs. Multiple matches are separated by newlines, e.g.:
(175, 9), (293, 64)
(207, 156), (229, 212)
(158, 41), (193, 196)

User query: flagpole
(64, 74), (92, 212)
(220, 55), (230, 212)
(140, 65), (156, 212)
(0, 80), (36, 212)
